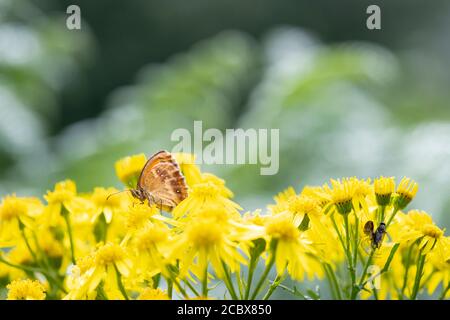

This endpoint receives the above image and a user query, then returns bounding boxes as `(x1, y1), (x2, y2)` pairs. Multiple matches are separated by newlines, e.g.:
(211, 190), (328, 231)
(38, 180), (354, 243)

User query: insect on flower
(109, 150), (188, 211)
(363, 220), (387, 249)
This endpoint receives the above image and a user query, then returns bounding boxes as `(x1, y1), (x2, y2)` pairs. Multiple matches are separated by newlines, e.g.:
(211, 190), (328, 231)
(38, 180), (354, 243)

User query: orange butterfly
(125, 150), (188, 211)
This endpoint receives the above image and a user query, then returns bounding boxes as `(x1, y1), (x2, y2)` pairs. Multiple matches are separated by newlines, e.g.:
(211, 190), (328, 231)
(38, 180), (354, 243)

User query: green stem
(401, 244), (414, 298)
(235, 271), (244, 299)
(386, 208), (399, 228)
(0, 255), (41, 273)
(167, 278), (173, 299)
(30, 230), (51, 269)
(343, 214), (356, 299)
(183, 279), (200, 297)
(62, 210), (76, 265)
(410, 251), (426, 300)
(276, 283), (308, 299)
(343, 214), (351, 255)
(166, 269), (189, 299)
(354, 249), (375, 299)
(373, 287), (379, 300)
(332, 213), (356, 299)
(221, 261), (239, 300)
(262, 273), (284, 300)
(244, 257), (257, 299)
(0, 256), (67, 294)
(324, 263), (342, 300)
(357, 243), (400, 295)
(324, 265), (337, 299)
(439, 283), (450, 300)
(17, 223), (67, 294)
(97, 284), (109, 300)
(352, 213), (359, 273)
(19, 226), (38, 263)
(202, 265), (209, 298)
(250, 254), (276, 300)
(152, 273), (161, 288)
(379, 205), (386, 224)
(114, 264), (129, 300)
(331, 214), (347, 252)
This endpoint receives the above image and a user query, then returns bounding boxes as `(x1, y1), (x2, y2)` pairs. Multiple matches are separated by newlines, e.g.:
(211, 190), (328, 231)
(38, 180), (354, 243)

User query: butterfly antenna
(106, 190), (131, 201)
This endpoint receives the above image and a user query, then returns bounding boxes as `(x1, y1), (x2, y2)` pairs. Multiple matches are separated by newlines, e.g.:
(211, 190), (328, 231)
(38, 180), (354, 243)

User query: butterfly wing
(363, 221), (374, 236)
(138, 150), (188, 210)
(361, 220), (375, 253)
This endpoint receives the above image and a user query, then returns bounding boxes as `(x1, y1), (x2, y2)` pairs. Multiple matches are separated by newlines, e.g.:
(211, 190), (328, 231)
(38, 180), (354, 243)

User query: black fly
(363, 221), (386, 249)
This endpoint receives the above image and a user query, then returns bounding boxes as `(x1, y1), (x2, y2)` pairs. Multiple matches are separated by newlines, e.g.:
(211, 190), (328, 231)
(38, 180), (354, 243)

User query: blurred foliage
(0, 0), (92, 169)
(1, 0), (450, 233)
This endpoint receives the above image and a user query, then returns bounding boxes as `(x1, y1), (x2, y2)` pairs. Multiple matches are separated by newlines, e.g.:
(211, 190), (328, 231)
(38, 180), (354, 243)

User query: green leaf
(250, 238), (266, 260)
(298, 214), (310, 231)
(382, 243), (400, 272)
(306, 286), (321, 300)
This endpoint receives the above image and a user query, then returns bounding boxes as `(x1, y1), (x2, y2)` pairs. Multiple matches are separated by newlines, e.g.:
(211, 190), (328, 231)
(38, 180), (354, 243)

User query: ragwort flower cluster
(0, 155), (449, 300)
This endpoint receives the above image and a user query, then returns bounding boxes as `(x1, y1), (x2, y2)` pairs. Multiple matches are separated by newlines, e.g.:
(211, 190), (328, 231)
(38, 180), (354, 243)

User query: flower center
(187, 221), (223, 248)
(0, 196), (27, 221)
(288, 196), (320, 216)
(191, 183), (220, 198)
(95, 243), (125, 265)
(266, 218), (299, 241)
(137, 227), (169, 251)
(422, 224), (443, 239)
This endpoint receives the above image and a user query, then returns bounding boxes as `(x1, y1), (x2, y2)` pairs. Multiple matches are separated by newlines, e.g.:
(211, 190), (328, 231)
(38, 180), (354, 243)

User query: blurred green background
(1, 0), (450, 254)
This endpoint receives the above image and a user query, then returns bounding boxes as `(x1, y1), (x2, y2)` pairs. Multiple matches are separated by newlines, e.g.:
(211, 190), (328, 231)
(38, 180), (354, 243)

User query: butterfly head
(130, 188), (146, 202)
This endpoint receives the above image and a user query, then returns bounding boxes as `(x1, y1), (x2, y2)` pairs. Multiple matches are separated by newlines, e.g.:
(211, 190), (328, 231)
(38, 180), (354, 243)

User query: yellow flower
(36, 228), (64, 259)
(94, 243), (132, 275)
(268, 187), (297, 215)
(115, 153), (147, 187)
(0, 195), (43, 247)
(349, 177), (371, 216)
(394, 177), (418, 210)
(138, 287), (169, 300)
(397, 210), (449, 258)
(131, 222), (173, 278)
(374, 176), (395, 206)
(264, 212), (323, 281)
(173, 153), (202, 186)
(287, 195), (321, 228)
(300, 185), (331, 208)
(44, 180), (77, 204)
(90, 187), (130, 224)
(200, 173), (234, 198)
(242, 210), (268, 227)
(304, 226), (344, 265)
(426, 247), (450, 297)
(0, 242), (32, 280)
(171, 218), (246, 280)
(44, 180), (77, 225)
(65, 243), (132, 299)
(7, 279), (46, 300)
(265, 213), (300, 241)
(0, 195), (28, 221)
(328, 178), (355, 215)
(124, 203), (159, 233)
(64, 255), (96, 300)
(5, 241), (34, 266)
(172, 182), (241, 219)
